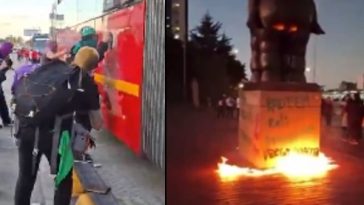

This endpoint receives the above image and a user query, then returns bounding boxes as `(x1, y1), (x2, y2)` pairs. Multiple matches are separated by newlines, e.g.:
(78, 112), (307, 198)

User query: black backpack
(14, 60), (82, 126)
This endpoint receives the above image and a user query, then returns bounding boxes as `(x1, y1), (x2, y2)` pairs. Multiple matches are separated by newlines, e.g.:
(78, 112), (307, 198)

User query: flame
(273, 23), (285, 31)
(217, 152), (338, 182)
(289, 25), (298, 32)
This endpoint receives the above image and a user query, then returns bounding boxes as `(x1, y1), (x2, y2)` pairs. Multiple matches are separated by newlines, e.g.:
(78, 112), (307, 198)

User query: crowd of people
(322, 93), (364, 145)
(0, 25), (108, 205)
(216, 94), (239, 119)
(215, 91), (364, 145)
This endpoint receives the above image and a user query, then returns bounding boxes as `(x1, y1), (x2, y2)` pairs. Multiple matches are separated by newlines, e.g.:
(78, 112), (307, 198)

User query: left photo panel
(0, 0), (165, 204)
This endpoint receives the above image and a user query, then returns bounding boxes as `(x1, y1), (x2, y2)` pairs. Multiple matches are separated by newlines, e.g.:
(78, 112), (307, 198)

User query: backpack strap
(50, 113), (75, 175)
(31, 127), (40, 176)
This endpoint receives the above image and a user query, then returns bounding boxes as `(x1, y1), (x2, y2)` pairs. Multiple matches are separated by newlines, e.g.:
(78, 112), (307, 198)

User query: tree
(216, 33), (232, 56)
(189, 12), (246, 103)
(190, 13), (222, 53)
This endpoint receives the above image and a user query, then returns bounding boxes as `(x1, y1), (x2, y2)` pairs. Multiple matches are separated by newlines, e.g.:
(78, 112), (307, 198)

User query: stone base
(238, 82), (321, 169)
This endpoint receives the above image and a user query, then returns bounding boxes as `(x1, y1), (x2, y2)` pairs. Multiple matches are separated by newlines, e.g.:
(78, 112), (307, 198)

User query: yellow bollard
(76, 194), (95, 205)
(72, 170), (85, 197)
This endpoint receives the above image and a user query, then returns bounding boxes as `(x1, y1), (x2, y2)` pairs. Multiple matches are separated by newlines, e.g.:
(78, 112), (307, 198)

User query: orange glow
(217, 152), (338, 182)
(289, 25), (298, 32)
(273, 23), (285, 31)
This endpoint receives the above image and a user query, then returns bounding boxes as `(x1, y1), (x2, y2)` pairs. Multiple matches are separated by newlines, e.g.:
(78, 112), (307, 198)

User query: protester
(225, 96), (235, 118)
(340, 94), (351, 133)
(0, 41), (14, 127)
(322, 97), (333, 126)
(14, 47), (102, 205)
(217, 95), (225, 118)
(69, 26), (109, 62)
(41, 40), (67, 64)
(345, 92), (364, 145)
(11, 55), (41, 94)
(69, 26), (108, 148)
(235, 96), (240, 119)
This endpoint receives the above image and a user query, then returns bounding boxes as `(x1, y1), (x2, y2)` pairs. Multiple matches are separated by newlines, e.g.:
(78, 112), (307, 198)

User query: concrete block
(238, 83), (321, 168)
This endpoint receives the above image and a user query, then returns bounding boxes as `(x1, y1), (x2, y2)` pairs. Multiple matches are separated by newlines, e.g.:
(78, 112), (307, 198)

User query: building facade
(166, 0), (187, 42)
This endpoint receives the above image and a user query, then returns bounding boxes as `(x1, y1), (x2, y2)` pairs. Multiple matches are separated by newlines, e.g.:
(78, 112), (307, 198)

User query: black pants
(324, 114), (332, 126)
(14, 127), (72, 205)
(0, 91), (11, 125)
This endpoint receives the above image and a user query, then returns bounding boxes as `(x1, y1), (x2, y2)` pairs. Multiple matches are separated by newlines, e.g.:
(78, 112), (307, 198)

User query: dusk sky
(189, 0), (364, 89)
(0, 0), (102, 39)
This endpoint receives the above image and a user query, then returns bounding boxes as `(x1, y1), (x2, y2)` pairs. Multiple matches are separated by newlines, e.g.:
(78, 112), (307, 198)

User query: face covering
(81, 35), (98, 48)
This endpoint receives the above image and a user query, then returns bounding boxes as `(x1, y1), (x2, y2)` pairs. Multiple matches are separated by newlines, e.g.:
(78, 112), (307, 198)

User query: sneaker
(84, 154), (93, 163)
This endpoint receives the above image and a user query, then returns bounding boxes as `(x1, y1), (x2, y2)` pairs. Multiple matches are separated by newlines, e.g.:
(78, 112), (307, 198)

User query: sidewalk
(90, 130), (165, 205)
(0, 56), (55, 204)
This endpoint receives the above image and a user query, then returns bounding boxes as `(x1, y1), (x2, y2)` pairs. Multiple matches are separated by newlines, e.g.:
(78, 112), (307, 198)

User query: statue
(247, 0), (325, 83)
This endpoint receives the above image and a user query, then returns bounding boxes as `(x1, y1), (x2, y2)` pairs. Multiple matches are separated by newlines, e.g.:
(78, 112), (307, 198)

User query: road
(167, 104), (364, 205)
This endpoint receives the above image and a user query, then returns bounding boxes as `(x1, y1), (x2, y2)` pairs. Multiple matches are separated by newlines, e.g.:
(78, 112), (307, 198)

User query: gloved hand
(88, 135), (96, 149)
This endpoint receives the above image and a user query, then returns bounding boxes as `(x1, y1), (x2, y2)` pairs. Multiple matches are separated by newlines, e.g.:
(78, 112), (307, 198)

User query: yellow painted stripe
(94, 73), (140, 97)
(72, 171), (85, 197)
(76, 194), (96, 205)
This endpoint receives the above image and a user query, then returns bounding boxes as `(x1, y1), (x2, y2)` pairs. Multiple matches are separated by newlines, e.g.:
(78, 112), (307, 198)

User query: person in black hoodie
(69, 27), (109, 161)
(346, 92), (364, 145)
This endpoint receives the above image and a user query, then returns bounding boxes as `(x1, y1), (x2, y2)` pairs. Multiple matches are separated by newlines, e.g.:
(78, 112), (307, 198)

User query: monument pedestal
(239, 83), (321, 169)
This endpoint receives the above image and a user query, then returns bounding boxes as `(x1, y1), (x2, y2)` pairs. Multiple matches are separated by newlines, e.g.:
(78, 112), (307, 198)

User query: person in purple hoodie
(11, 58), (40, 95)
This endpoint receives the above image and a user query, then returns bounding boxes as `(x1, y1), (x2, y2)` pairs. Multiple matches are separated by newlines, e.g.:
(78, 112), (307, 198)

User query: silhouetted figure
(340, 94), (351, 133)
(247, 0), (325, 82)
(346, 93), (364, 145)
(322, 98), (333, 126)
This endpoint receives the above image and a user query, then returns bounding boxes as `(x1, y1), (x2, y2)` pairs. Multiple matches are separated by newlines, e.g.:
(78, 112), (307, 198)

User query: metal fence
(142, 0), (165, 170)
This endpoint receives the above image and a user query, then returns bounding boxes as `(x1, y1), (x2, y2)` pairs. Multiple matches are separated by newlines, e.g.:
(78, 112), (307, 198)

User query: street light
(232, 48), (239, 55)
(305, 67), (311, 72)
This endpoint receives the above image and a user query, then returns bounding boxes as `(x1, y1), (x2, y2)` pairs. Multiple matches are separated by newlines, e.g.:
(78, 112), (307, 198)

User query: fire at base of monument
(216, 84), (338, 182)
(217, 151), (338, 182)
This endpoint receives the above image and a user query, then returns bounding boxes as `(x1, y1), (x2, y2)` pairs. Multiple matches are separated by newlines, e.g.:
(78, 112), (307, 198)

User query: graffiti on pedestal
(263, 147), (319, 160)
(265, 95), (310, 112)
